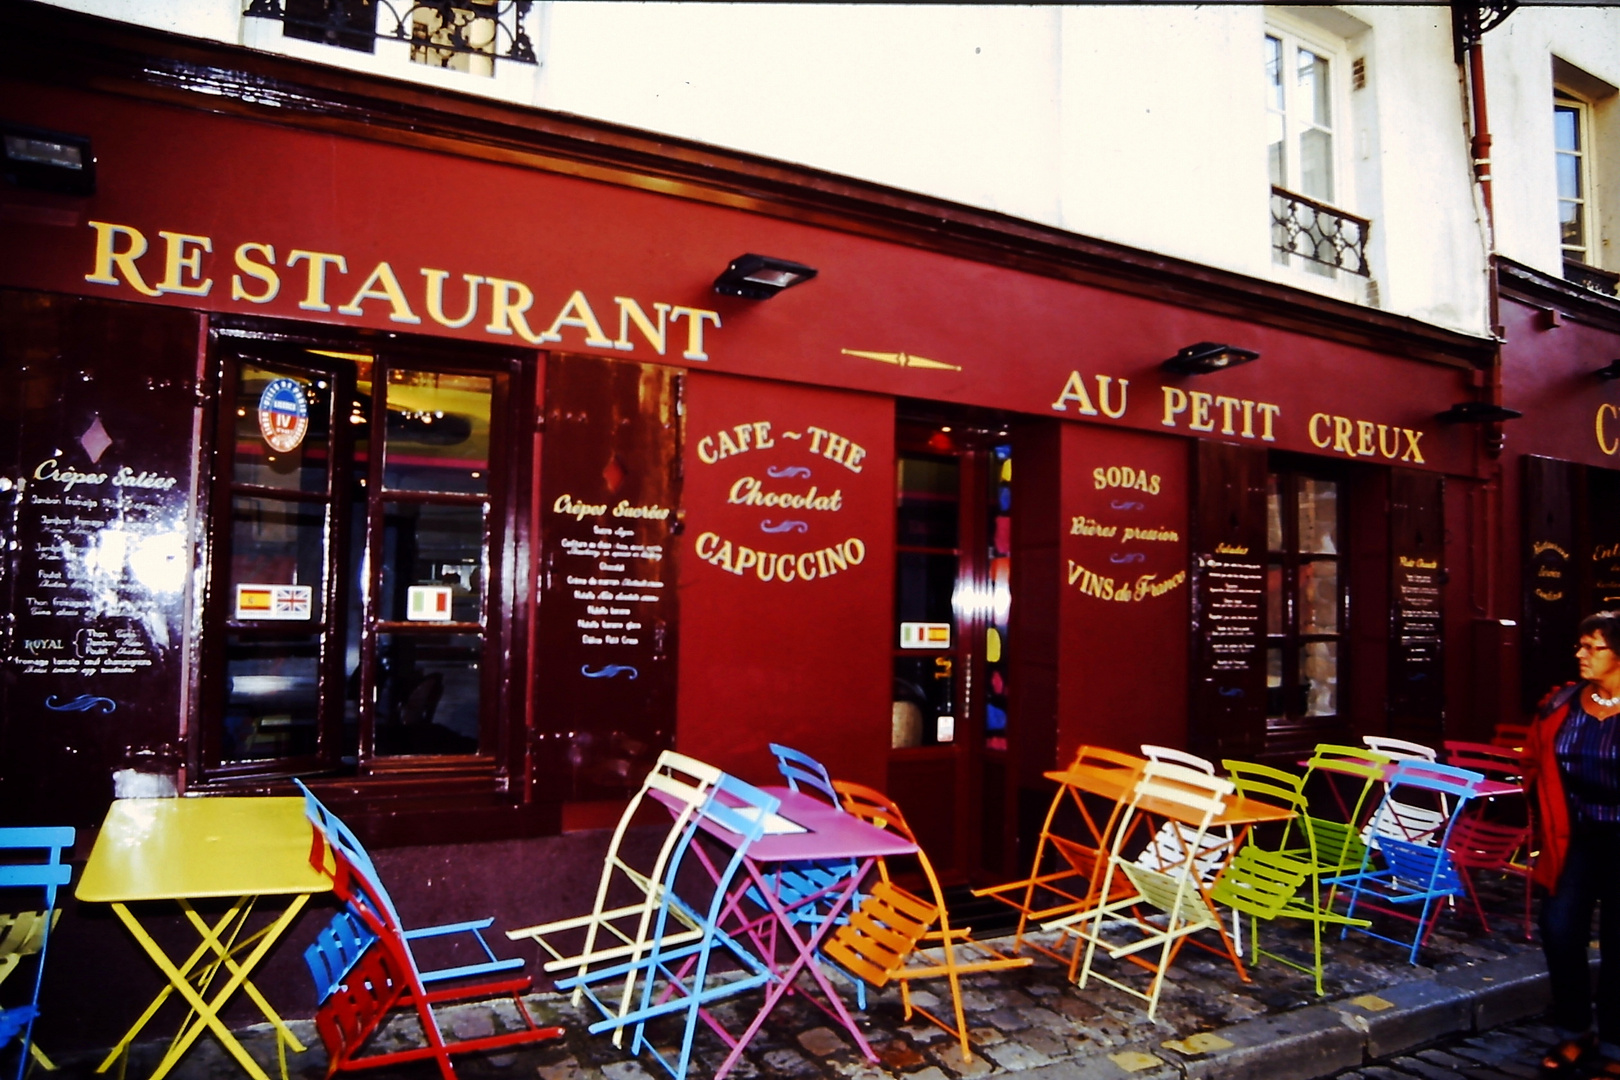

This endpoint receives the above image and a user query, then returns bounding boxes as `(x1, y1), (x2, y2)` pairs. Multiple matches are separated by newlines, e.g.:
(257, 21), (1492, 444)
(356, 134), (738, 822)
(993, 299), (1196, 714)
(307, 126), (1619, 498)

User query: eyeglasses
(1577, 642), (1614, 655)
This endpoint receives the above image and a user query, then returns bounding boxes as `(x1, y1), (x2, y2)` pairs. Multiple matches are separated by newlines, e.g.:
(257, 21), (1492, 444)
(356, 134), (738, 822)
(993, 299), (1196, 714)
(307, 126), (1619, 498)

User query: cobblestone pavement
(48, 887), (1559, 1080)
(1326, 1018), (1555, 1080)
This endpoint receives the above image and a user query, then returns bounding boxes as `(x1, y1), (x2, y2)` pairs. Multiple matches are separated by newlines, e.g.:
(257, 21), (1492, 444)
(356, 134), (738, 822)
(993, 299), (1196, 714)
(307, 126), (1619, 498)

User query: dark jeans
(1541, 821), (1620, 1041)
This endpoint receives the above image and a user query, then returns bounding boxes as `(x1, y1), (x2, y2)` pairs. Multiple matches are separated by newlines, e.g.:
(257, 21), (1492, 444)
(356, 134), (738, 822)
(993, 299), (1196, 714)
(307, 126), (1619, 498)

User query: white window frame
(1265, 13), (1354, 212)
(1555, 89), (1597, 267)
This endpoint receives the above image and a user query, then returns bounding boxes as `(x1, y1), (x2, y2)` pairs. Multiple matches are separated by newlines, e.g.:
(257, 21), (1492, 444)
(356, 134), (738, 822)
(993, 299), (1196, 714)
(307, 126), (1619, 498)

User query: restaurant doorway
(887, 409), (1017, 883)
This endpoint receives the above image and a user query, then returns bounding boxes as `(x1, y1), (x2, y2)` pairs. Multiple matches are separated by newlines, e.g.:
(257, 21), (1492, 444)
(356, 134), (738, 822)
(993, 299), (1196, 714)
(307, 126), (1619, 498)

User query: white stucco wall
(37, 1), (1620, 337)
(1486, 8), (1620, 279)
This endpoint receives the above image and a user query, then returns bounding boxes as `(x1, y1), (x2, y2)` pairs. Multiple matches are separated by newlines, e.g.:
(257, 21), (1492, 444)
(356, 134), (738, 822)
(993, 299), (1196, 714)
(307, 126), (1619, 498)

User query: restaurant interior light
(2, 124), (94, 196)
(1595, 359), (1620, 380)
(1160, 341), (1259, 375)
(1436, 401), (1523, 423)
(713, 254), (818, 299)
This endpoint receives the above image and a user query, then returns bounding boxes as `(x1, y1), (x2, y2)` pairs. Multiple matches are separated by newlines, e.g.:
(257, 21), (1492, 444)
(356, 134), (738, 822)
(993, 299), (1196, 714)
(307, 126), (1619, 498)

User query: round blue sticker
(258, 378), (309, 453)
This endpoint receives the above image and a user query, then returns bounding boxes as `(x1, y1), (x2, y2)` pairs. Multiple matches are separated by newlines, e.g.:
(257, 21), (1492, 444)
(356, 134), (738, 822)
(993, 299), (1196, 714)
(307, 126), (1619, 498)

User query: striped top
(1556, 695), (1620, 824)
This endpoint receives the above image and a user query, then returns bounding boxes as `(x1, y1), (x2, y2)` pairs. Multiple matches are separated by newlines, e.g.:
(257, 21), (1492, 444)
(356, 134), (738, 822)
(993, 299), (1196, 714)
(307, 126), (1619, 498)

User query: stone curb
(1147, 949), (1552, 1080)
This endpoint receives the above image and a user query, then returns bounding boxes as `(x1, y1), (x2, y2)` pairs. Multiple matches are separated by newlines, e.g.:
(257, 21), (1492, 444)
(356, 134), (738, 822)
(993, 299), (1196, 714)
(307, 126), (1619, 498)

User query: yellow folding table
(76, 797), (330, 1080)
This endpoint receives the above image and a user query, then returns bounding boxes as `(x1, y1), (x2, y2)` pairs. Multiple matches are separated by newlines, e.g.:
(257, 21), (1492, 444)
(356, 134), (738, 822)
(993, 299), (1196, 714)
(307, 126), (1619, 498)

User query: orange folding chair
(824, 782), (1030, 1062)
(970, 745), (1148, 964)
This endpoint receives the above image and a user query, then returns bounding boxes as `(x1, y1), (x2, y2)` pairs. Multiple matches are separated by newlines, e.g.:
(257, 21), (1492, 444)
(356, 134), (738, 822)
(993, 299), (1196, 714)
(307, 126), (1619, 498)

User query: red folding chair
(1442, 740), (1532, 940)
(307, 836), (564, 1079)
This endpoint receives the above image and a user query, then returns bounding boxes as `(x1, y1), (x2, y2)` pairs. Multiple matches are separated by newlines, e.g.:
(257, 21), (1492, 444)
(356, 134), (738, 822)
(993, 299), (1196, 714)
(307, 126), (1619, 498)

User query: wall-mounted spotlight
(1160, 341), (1259, 376)
(2, 124), (95, 196)
(1595, 359), (1620, 380)
(1436, 401), (1523, 423)
(713, 254), (818, 299)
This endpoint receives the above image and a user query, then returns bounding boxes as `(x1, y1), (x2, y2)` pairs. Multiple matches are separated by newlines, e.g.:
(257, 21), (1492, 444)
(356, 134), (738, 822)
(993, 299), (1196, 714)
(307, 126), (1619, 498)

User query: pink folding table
(651, 784), (916, 1078)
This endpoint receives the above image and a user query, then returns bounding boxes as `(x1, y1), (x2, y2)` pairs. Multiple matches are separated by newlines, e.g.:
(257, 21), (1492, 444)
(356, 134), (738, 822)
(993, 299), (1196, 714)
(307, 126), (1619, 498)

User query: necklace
(1593, 688), (1620, 708)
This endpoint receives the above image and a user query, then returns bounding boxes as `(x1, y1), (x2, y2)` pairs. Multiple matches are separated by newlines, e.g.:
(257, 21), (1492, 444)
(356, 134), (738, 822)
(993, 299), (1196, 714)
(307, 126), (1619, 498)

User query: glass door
(888, 414), (1014, 880)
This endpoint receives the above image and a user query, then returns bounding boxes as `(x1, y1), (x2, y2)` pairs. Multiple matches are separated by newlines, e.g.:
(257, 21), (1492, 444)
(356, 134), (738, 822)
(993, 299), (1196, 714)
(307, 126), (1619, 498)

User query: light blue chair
(295, 779), (524, 985)
(1325, 761), (1486, 964)
(558, 772), (779, 1080)
(0, 826), (76, 1080)
(761, 744), (868, 1006)
(303, 907), (378, 1003)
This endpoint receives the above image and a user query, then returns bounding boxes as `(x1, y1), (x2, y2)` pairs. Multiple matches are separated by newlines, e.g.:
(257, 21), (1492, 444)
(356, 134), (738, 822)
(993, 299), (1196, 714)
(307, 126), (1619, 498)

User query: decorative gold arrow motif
(841, 348), (962, 372)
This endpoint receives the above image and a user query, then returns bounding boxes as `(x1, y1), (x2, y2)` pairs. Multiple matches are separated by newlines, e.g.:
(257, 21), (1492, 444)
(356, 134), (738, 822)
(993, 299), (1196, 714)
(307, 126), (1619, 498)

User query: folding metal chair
(1442, 741), (1532, 940)
(1211, 761), (1369, 995)
(970, 744), (1148, 963)
(1136, 746), (1241, 952)
(1300, 744), (1392, 875)
(556, 772), (781, 1080)
(310, 843), (566, 1080)
(0, 826), (75, 1080)
(506, 751), (723, 1040)
(1359, 736), (1448, 850)
(1048, 761), (1242, 1019)
(304, 908), (378, 1004)
(1327, 761), (1488, 964)
(823, 781), (1030, 1062)
(297, 780), (525, 986)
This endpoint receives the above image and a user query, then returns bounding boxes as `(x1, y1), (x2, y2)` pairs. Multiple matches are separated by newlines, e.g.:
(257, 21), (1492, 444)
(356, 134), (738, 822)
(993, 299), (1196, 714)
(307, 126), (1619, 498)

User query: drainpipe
(1463, 22), (1507, 457)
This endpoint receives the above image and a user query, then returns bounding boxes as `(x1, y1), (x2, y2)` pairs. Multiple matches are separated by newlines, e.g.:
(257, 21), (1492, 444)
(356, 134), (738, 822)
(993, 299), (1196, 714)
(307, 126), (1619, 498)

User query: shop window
(199, 331), (524, 784)
(1265, 468), (1344, 747)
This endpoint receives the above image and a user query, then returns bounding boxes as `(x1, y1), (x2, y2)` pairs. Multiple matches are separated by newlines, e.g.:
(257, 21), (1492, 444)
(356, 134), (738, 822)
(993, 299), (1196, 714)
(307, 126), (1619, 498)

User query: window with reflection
(202, 333), (517, 779)
(1265, 467), (1345, 747)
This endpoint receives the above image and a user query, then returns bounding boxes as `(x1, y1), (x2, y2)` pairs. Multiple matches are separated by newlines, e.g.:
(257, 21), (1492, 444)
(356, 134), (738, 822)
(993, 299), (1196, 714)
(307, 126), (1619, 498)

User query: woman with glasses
(1527, 611), (1620, 1077)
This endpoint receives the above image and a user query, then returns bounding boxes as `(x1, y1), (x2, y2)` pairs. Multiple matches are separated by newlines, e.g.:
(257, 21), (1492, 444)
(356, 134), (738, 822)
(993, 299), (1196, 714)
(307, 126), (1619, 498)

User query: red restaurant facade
(4, 2), (1620, 1036)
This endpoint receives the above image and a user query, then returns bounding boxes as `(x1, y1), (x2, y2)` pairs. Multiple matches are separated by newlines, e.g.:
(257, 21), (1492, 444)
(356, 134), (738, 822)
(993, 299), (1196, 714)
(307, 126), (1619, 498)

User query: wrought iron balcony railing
(1565, 259), (1620, 298)
(1271, 187), (1371, 278)
(244, 0), (537, 66)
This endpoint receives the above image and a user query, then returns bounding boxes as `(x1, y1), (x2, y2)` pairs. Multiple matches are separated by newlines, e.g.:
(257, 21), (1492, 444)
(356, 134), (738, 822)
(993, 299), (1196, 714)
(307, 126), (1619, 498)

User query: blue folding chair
(557, 772), (780, 1080)
(304, 908), (379, 1003)
(1326, 761), (1486, 964)
(760, 744), (868, 1005)
(295, 780), (524, 985)
(0, 826), (75, 1080)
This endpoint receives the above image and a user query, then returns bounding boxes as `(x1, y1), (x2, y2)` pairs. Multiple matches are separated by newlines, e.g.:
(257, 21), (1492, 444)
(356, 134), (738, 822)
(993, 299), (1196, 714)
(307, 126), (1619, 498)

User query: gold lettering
(1052, 370), (1098, 415)
(1401, 427), (1426, 464)
(613, 297), (671, 354)
(1333, 415), (1355, 454)
(231, 242), (279, 303)
(670, 306), (721, 361)
(1257, 402), (1280, 441)
(422, 269), (484, 329)
(155, 231), (213, 296)
(1161, 386), (1187, 428)
(540, 290), (614, 348)
(1096, 375), (1129, 419)
(287, 250), (348, 311)
(337, 261), (420, 323)
(484, 278), (545, 343)
(1215, 395), (1240, 436)
(1188, 391), (1215, 432)
(85, 221), (160, 296)
(1600, 404), (1620, 456)
(1356, 420), (1376, 457)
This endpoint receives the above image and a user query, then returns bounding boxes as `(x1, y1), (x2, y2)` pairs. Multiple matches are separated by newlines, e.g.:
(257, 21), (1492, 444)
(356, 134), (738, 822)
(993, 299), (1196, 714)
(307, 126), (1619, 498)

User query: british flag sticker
(235, 583), (312, 621)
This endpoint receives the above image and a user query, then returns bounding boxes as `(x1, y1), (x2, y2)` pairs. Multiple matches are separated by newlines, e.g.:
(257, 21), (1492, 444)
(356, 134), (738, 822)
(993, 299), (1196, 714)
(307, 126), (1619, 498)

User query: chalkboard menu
(1189, 440), (1268, 760)
(1387, 469), (1445, 737)
(532, 354), (681, 801)
(1, 294), (198, 823)
(1521, 456), (1582, 710)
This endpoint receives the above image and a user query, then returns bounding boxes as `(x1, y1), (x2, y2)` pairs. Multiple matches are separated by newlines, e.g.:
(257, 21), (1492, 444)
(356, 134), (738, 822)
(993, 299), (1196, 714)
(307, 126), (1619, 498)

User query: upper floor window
(1556, 91), (1594, 266)
(1266, 29), (1337, 205)
(248, 0), (532, 77)
(1266, 19), (1370, 281)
